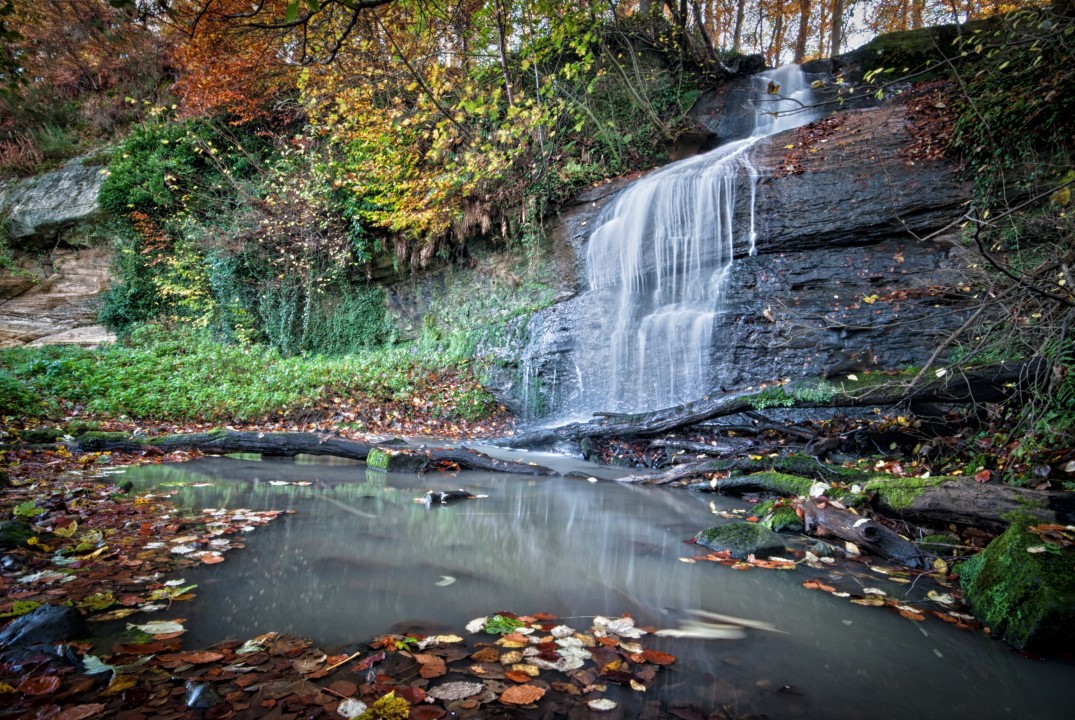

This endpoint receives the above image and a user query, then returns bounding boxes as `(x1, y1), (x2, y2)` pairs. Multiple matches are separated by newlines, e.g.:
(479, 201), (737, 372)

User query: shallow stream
(119, 452), (1072, 719)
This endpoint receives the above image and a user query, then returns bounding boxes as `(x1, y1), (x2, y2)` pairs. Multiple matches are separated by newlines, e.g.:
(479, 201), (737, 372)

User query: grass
(0, 325), (500, 424)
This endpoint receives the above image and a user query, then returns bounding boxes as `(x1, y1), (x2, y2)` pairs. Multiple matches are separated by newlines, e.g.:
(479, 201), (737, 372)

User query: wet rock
(367, 447), (428, 473)
(500, 100), (976, 419)
(185, 681), (224, 709)
(0, 520), (34, 550)
(0, 604), (88, 648)
(960, 520), (1075, 651)
(695, 522), (786, 559)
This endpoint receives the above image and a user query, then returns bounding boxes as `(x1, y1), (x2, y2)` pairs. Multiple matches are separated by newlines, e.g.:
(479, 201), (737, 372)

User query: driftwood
(802, 499), (931, 569)
(73, 430), (557, 476)
(494, 361), (1042, 449)
(647, 438), (756, 456)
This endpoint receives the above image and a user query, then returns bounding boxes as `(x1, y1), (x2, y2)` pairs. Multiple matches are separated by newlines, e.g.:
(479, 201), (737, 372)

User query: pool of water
(118, 453), (1072, 719)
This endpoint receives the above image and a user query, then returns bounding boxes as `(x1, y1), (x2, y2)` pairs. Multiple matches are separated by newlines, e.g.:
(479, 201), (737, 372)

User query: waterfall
(546, 65), (817, 420)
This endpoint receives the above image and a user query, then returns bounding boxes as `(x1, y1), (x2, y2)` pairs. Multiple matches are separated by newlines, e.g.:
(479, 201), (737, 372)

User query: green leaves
(13, 500), (44, 518)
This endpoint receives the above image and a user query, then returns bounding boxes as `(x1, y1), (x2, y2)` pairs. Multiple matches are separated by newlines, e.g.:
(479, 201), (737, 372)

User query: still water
(120, 453), (1071, 720)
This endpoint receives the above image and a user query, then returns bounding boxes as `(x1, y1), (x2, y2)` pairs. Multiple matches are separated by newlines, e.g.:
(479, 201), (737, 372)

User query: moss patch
(865, 475), (950, 510)
(736, 471), (815, 497)
(762, 505), (805, 533)
(960, 521), (1075, 651)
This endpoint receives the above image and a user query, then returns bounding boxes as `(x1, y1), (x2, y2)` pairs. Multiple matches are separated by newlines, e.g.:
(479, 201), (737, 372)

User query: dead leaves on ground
(0, 610), (678, 719)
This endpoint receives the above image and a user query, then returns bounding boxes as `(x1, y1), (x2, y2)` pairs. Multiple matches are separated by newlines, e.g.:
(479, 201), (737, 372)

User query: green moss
(76, 431), (132, 443)
(762, 506), (805, 533)
(864, 475), (950, 510)
(960, 521), (1075, 650)
(737, 471), (815, 497)
(752, 499), (777, 517)
(710, 454), (868, 483)
(359, 692), (410, 720)
(366, 447), (390, 471)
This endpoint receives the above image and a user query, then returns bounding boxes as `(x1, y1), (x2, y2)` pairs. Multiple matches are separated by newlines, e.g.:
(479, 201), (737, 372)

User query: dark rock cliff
(487, 99), (977, 418)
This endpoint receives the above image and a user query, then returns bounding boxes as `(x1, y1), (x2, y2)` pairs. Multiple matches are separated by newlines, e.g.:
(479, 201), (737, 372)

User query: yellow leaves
(862, 294), (879, 304)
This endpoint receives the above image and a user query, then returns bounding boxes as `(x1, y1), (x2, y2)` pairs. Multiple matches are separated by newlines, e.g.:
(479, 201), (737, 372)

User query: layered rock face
(0, 158), (116, 347)
(494, 100), (975, 419)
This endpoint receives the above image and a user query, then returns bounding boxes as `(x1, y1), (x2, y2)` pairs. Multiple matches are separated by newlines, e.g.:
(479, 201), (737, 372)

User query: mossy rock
(762, 505), (805, 533)
(0, 520), (35, 550)
(366, 447), (427, 473)
(960, 521), (1075, 651)
(696, 522), (786, 559)
(17, 427), (64, 444)
(713, 454), (870, 483)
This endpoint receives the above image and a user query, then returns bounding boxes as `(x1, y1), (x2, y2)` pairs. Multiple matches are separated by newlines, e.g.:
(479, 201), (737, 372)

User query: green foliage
(0, 326), (499, 424)
(482, 614), (525, 635)
(100, 118), (265, 217)
(12, 500), (44, 518)
(0, 368), (42, 416)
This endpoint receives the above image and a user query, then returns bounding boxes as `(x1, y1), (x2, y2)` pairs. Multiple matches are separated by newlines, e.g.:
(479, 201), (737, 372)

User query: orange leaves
(17, 675), (61, 696)
(499, 684), (546, 705)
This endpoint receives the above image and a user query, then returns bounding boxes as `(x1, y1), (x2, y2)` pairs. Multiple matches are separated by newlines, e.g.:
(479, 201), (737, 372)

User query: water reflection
(121, 456), (1072, 720)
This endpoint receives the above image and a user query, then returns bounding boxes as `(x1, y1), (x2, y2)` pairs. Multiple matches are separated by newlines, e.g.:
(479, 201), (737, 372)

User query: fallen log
(870, 477), (1075, 529)
(802, 499), (931, 569)
(689, 467), (1075, 529)
(72, 430), (557, 476)
(494, 361), (1043, 449)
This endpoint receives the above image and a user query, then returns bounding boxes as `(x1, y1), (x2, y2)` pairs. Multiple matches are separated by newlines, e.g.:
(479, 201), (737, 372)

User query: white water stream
(567, 65), (816, 416)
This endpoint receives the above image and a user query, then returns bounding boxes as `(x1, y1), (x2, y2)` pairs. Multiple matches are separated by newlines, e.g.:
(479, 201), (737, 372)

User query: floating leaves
(499, 684), (545, 705)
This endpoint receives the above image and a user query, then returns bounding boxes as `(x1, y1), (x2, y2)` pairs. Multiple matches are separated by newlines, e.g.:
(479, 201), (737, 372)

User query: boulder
(0, 157), (107, 247)
(0, 604), (89, 648)
(960, 521), (1075, 651)
(695, 522), (786, 559)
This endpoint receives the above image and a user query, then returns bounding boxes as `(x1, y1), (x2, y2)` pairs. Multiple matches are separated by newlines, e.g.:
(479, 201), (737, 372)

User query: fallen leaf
(425, 681), (483, 701)
(17, 676), (61, 696)
(180, 651), (225, 664)
(499, 684), (545, 704)
(53, 704), (106, 720)
(588, 698), (618, 711)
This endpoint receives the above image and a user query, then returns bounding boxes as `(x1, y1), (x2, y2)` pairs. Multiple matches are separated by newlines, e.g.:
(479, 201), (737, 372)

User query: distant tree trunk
(733, 0), (747, 51)
(769, 10), (785, 66)
(494, 0), (514, 105)
(829, 0), (845, 56)
(639, 0), (653, 13)
(691, 0), (716, 59)
(794, 0), (811, 62)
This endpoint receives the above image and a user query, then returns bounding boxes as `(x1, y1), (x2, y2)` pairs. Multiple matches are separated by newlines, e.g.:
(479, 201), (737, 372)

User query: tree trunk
(794, 0), (811, 62)
(732, 0), (747, 52)
(829, 0), (845, 56)
(73, 430), (558, 476)
(494, 0), (514, 105)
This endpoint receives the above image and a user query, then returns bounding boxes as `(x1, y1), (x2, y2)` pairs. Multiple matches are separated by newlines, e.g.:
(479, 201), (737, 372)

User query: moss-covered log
(871, 477), (1075, 529)
(495, 361), (1041, 449)
(72, 429), (557, 476)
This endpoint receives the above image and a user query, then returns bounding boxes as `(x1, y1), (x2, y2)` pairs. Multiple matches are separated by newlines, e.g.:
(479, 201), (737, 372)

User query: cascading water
(546, 65), (817, 419)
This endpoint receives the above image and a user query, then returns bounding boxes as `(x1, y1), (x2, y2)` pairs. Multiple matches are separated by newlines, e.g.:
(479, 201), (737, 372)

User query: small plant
(483, 614), (525, 635)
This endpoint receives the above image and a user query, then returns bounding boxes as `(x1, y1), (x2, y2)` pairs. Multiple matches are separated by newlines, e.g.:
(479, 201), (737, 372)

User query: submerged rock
(960, 521), (1075, 651)
(695, 522), (786, 559)
(0, 603), (88, 648)
(0, 520), (34, 550)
